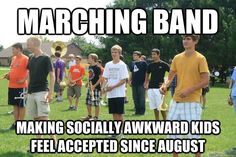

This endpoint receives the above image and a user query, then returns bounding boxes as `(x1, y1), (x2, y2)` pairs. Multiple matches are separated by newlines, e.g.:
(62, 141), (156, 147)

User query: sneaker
(73, 106), (78, 111)
(9, 123), (16, 130)
(81, 115), (92, 121)
(68, 106), (73, 110)
(90, 116), (98, 121)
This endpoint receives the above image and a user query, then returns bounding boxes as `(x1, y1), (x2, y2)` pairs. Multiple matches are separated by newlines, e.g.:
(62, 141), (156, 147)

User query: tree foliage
(97, 0), (236, 66)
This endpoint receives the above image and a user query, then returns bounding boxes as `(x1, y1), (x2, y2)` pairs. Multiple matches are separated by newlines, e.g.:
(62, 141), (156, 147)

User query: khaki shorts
(67, 85), (81, 98)
(26, 91), (50, 119)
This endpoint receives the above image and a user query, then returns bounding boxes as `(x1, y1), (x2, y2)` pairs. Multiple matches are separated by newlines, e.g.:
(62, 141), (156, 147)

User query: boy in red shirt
(7, 43), (28, 129)
(67, 55), (85, 110)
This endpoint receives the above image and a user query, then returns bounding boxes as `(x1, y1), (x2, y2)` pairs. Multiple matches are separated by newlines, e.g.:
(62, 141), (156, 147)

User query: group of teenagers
(3, 35), (217, 157)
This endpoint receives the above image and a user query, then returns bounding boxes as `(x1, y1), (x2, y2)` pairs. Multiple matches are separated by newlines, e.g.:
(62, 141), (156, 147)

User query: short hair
(68, 54), (75, 58)
(111, 45), (122, 54)
(97, 60), (102, 64)
(88, 53), (98, 62)
(182, 34), (200, 42)
(75, 55), (82, 60)
(55, 46), (62, 52)
(141, 55), (146, 60)
(151, 48), (160, 55)
(27, 37), (41, 48)
(133, 51), (142, 57)
(12, 43), (23, 51)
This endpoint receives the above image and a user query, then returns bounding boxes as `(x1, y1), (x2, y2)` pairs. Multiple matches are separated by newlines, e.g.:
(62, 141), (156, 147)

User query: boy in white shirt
(103, 45), (129, 137)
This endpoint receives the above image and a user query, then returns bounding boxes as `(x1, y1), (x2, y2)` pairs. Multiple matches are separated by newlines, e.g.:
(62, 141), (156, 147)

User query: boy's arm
(160, 70), (176, 94)
(179, 72), (209, 98)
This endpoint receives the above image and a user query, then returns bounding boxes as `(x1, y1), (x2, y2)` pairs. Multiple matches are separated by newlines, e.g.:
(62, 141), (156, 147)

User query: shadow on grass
(0, 151), (33, 157)
(0, 128), (13, 133)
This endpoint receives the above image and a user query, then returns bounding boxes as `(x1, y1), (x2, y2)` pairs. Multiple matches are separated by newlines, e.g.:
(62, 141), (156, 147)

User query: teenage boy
(83, 53), (103, 120)
(160, 35), (209, 157)
(129, 51), (147, 115)
(67, 55), (85, 111)
(7, 43), (28, 129)
(103, 45), (129, 137)
(144, 48), (170, 120)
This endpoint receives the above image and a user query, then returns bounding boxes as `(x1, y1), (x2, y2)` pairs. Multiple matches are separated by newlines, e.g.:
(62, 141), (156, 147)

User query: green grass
(0, 69), (235, 157)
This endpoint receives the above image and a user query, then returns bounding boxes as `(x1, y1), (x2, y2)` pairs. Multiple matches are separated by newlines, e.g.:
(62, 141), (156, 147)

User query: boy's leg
(154, 109), (159, 120)
(67, 87), (74, 108)
(95, 106), (100, 118)
(132, 86), (138, 114)
(13, 105), (19, 122)
(18, 106), (26, 120)
(161, 110), (167, 120)
(138, 85), (146, 115)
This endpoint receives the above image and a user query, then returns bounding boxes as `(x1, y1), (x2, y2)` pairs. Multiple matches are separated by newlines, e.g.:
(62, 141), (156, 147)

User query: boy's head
(27, 37), (41, 53)
(151, 48), (160, 61)
(75, 55), (82, 64)
(133, 51), (142, 61)
(182, 35), (200, 49)
(88, 53), (98, 64)
(12, 43), (23, 56)
(111, 45), (122, 60)
(55, 46), (62, 58)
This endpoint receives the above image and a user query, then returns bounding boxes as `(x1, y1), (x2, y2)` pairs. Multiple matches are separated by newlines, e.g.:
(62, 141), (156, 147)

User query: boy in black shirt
(26, 37), (56, 143)
(144, 48), (170, 120)
(83, 53), (102, 120)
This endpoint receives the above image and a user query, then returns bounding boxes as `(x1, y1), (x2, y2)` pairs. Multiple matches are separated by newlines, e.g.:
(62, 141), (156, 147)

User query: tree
(70, 36), (99, 57)
(98, 0), (236, 66)
(0, 45), (3, 52)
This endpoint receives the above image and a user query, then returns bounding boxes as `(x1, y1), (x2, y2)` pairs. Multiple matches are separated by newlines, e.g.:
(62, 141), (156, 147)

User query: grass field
(0, 69), (235, 157)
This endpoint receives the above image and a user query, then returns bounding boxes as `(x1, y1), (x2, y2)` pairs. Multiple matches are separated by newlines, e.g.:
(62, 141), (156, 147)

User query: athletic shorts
(67, 85), (81, 98)
(148, 88), (164, 110)
(86, 89), (101, 106)
(8, 88), (27, 107)
(108, 97), (125, 114)
(167, 100), (202, 139)
(26, 91), (50, 118)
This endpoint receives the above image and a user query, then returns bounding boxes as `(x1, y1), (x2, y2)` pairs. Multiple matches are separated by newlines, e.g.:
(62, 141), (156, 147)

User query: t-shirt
(27, 54), (53, 94)
(171, 51), (209, 102)
(69, 64), (85, 86)
(54, 58), (65, 81)
(129, 60), (147, 86)
(103, 60), (129, 98)
(231, 67), (236, 96)
(147, 60), (170, 88)
(9, 54), (28, 88)
(88, 65), (101, 90)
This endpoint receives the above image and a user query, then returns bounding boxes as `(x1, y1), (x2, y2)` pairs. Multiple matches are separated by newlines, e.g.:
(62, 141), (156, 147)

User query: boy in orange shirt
(7, 43), (28, 129)
(67, 55), (85, 110)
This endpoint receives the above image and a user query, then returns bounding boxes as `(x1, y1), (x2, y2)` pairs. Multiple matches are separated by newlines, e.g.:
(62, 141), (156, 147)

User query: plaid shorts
(86, 89), (101, 106)
(167, 100), (202, 139)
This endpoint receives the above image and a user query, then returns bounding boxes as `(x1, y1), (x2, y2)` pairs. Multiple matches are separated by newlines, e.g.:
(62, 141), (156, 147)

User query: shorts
(148, 88), (164, 110)
(8, 88), (27, 107)
(86, 89), (101, 106)
(67, 85), (81, 98)
(167, 100), (202, 139)
(108, 97), (125, 114)
(26, 91), (50, 118)
(202, 87), (209, 96)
